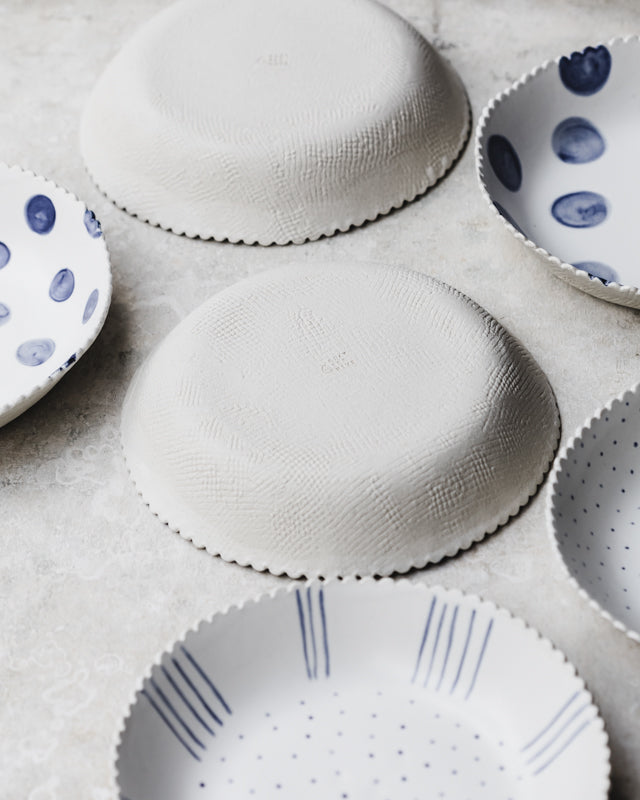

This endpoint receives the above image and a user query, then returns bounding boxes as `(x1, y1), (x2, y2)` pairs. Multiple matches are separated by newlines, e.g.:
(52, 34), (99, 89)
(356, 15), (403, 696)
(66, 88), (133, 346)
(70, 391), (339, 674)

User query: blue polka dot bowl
(0, 163), (111, 428)
(548, 383), (640, 643)
(477, 38), (640, 309)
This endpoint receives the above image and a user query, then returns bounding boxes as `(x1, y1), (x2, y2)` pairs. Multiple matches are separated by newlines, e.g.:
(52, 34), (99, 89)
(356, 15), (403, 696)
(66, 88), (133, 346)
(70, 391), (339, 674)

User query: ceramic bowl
(80, 0), (469, 245)
(121, 261), (559, 578)
(114, 579), (610, 800)
(477, 37), (640, 308)
(0, 163), (111, 428)
(548, 382), (640, 642)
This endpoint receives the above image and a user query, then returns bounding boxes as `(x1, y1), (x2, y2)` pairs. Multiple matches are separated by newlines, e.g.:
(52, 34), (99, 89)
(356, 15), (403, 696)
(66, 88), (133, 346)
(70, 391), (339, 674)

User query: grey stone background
(1, 1), (640, 797)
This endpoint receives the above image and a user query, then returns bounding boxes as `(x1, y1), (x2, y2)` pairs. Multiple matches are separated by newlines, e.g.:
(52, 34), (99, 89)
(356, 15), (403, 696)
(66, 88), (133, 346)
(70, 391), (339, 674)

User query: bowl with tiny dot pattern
(548, 383), (640, 642)
(114, 579), (610, 800)
(477, 37), (640, 308)
(0, 163), (111, 428)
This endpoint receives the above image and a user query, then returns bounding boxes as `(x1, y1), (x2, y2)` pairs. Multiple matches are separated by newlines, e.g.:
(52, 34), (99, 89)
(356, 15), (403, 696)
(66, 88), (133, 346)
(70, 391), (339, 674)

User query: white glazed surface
(121, 262), (559, 577)
(0, 163), (111, 427)
(80, 0), (469, 244)
(5, 3), (640, 800)
(116, 580), (609, 800)
(548, 382), (640, 643)
(477, 37), (640, 309)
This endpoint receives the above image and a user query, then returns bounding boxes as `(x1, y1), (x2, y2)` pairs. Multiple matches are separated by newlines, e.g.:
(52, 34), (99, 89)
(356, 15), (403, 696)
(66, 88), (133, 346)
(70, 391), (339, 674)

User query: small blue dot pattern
(49, 268), (75, 302)
(83, 289), (99, 324)
(552, 391), (640, 635)
(16, 338), (56, 366)
(25, 194), (56, 234)
(0, 303), (10, 325)
(552, 117), (605, 164)
(487, 135), (522, 192)
(551, 192), (607, 228)
(559, 45), (611, 96)
(0, 242), (10, 268)
(83, 208), (102, 238)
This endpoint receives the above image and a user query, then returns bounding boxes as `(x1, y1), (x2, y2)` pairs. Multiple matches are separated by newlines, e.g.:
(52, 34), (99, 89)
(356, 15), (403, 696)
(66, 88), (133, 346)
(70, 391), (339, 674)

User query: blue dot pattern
(82, 289), (99, 324)
(25, 194), (56, 234)
(0, 303), (10, 326)
(49, 268), (75, 302)
(16, 338), (56, 366)
(487, 134), (522, 192)
(83, 208), (102, 238)
(551, 191), (607, 228)
(0, 242), (10, 269)
(559, 45), (611, 95)
(552, 117), (605, 164)
(574, 261), (619, 285)
(552, 394), (640, 635)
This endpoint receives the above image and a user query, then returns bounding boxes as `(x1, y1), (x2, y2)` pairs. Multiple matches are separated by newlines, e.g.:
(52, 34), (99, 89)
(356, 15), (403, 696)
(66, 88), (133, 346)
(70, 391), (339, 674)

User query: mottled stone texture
(1, 1), (640, 799)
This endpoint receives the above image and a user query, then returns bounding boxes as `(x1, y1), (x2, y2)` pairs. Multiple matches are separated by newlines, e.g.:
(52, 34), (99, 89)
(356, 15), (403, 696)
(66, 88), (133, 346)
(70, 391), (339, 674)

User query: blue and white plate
(548, 382), (640, 643)
(114, 580), (609, 800)
(477, 37), (640, 308)
(0, 163), (111, 428)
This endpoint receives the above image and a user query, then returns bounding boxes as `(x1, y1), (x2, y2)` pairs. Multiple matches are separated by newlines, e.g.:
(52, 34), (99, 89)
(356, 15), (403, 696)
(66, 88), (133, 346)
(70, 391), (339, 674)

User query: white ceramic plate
(0, 163), (111, 427)
(81, 0), (469, 245)
(548, 382), (640, 642)
(114, 580), (609, 800)
(477, 37), (640, 308)
(121, 261), (559, 578)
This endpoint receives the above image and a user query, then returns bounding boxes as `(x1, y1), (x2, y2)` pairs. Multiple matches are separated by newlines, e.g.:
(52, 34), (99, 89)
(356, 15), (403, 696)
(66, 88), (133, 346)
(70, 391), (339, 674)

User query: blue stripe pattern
(412, 596), (493, 701)
(521, 691), (593, 776)
(142, 646), (232, 761)
(296, 587), (330, 680)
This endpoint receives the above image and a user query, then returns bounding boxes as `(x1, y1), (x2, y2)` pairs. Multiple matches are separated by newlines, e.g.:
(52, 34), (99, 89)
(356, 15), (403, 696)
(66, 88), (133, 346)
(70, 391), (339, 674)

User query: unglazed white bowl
(114, 580), (610, 800)
(80, 0), (469, 245)
(121, 261), (559, 578)
(0, 163), (111, 428)
(477, 37), (640, 308)
(548, 382), (640, 643)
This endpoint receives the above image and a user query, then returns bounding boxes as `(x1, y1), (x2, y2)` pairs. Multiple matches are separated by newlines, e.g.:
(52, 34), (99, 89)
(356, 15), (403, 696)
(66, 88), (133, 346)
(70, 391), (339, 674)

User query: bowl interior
(0, 164), (111, 426)
(550, 386), (640, 639)
(479, 39), (640, 290)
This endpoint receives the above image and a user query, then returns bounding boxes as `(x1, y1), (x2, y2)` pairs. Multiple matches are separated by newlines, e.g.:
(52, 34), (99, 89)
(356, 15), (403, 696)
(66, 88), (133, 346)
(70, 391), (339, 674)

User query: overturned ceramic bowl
(477, 37), (640, 308)
(0, 163), (111, 428)
(80, 0), (469, 245)
(114, 580), (610, 800)
(548, 382), (640, 642)
(121, 261), (559, 577)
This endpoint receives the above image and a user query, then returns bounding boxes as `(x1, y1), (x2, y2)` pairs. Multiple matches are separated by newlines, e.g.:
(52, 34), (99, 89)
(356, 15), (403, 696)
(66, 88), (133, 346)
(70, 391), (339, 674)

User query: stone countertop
(1, 1), (640, 797)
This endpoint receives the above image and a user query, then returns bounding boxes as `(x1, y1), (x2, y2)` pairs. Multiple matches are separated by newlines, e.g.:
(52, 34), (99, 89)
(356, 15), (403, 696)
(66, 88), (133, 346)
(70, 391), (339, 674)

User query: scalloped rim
(82, 71), (471, 246)
(0, 161), (113, 427)
(546, 380), (640, 644)
(120, 270), (561, 579)
(475, 35), (640, 308)
(110, 577), (611, 799)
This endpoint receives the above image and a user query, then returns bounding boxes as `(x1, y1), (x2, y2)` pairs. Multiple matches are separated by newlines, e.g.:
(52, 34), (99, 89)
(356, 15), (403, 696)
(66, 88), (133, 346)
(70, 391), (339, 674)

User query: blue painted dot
(0, 242), (10, 268)
(0, 302), (10, 325)
(25, 195), (56, 234)
(574, 261), (619, 285)
(83, 208), (102, 238)
(552, 117), (605, 164)
(551, 191), (607, 228)
(493, 201), (524, 235)
(82, 289), (99, 324)
(559, 45), (611, 95)
(487, 134), (522, 191)
(16, 338), (55, 366)
(49, 269), (75, 302)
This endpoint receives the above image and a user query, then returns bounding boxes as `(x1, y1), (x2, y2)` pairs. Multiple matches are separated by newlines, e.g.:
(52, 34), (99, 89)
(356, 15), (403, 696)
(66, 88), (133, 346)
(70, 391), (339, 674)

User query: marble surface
(1, 1), (640, 797)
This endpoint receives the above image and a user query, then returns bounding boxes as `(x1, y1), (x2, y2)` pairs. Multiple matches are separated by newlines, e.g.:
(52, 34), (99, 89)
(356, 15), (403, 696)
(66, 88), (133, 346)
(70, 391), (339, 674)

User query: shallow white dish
(121, 261), (559, 578)
(81, 0), (469, 245)
(114, 580), (610, 800)
(548, 382), (640, 643)
(477, 37), (640, 308)
(0, 163), (111, 428)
